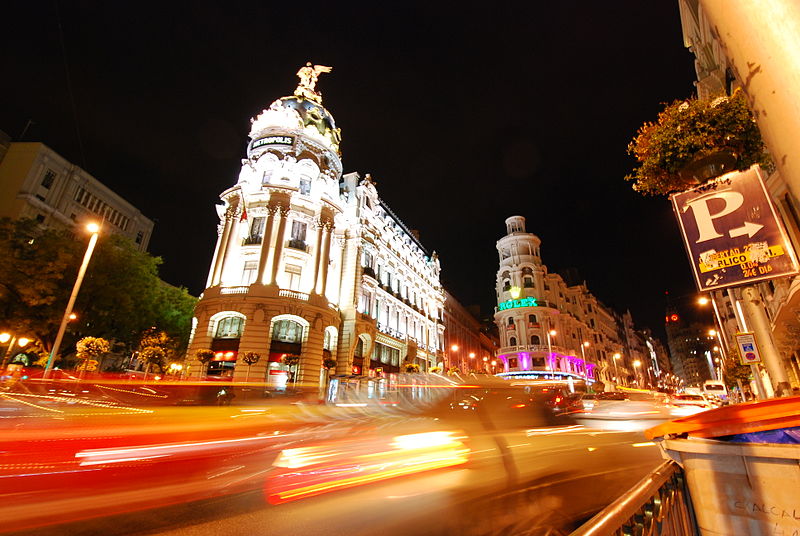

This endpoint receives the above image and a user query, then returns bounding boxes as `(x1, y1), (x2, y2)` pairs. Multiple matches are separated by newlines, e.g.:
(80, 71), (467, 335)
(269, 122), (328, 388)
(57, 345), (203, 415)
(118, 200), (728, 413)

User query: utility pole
(740, 286), (792, 396)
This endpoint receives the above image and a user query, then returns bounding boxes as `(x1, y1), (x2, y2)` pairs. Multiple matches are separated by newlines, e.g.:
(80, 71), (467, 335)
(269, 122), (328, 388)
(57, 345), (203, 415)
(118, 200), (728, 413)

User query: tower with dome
(187, 65), (445, 393)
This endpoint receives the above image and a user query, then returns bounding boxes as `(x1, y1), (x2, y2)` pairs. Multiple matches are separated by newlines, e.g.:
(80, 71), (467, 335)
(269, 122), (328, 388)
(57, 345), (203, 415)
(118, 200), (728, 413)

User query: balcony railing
(498, 344), (563, 354)
(278, 289), (309, 301)
(287, 239), (308, 252)
(242, 236), (262, 246)
(220, 286), (249, 295)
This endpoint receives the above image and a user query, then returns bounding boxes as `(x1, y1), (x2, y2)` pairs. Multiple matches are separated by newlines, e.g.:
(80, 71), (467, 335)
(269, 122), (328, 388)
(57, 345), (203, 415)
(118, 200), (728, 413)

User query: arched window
(215, 316), (243, 338)
(509, 337), (517, 346)
(354, 338), (365, 357)
(524, 277), (534, 288)
(272, 320), (303, 343)
(508, 317), (515, 326)
(530, 335), (541, 345)
(528, 314), (537, 323)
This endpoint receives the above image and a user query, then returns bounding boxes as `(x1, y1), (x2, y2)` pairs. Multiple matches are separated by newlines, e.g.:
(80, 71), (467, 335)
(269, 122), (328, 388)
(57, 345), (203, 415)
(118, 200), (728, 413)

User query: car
(669, 393), (714, 415)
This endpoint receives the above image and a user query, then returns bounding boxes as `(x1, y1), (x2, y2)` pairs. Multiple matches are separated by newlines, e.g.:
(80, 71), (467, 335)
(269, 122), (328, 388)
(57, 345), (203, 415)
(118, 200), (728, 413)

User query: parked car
(669, 393), (714, 415)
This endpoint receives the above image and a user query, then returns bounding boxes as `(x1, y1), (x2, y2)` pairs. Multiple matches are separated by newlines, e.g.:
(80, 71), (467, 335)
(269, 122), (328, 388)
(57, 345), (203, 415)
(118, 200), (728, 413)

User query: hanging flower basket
(281, 354), (301, 367)
(625, 89), (770, 196)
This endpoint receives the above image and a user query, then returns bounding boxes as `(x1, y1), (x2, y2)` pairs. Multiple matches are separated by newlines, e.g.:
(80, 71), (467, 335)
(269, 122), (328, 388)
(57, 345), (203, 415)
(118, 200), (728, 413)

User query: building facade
(679, 0), (800, 392)
(442, 291), (499, 373)
(187, 69), (445, 390)
(0, 140), (154, 249)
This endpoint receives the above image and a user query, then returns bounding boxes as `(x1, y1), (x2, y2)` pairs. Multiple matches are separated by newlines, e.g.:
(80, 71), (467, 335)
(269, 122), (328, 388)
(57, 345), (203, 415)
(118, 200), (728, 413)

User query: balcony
(242, 235), (262, 246)
(278, 289), (309, 301)
(362, 266), (376, 279)
(287, 239), (308, 252)
(220, 286), (249, 295)
(498, 344), (565, 355)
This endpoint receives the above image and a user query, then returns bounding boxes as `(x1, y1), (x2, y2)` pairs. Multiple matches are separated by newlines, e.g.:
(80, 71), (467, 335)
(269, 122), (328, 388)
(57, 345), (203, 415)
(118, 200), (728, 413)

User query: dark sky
(2, 1), (709, 339)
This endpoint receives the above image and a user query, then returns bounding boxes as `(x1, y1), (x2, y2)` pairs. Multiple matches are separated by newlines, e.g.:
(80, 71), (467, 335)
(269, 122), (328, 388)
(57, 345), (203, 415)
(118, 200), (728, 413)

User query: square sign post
(671, 165), (799, 292)
(734, 332), (762, 365)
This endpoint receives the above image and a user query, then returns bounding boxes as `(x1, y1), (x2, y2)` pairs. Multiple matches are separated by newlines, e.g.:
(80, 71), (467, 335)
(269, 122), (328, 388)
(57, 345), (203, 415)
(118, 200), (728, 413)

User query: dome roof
(249, 96), (341, 155)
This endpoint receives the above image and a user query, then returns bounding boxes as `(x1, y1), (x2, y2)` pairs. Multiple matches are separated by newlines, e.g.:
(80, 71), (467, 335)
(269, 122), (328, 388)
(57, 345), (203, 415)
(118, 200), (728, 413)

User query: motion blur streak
(268, 431), (469, 504)
(75, 435), (274, 465)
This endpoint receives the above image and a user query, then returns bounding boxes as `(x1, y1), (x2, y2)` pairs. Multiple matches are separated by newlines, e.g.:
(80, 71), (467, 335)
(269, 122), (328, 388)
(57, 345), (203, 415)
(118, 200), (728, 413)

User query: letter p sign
(683, 191), (744, 243)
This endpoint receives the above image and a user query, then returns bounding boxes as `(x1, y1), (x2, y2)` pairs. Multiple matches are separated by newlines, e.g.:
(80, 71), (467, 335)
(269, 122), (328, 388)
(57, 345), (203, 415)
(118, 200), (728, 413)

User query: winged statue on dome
(294, 62), (332, 104)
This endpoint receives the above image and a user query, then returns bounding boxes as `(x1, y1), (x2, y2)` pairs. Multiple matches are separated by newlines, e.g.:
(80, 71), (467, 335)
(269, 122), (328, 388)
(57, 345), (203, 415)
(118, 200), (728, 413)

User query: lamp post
(468, 352), (475, 372)
(1, 333), (31, 368)
(44, 223), (100, 378)
(579, 341), (590, 377)
(633, 359), (642, 387)
(546, 329), (557, 371)
(612, 353), (621, 386)
(450, 344), (459, 371)
(482, 356), (489, 373)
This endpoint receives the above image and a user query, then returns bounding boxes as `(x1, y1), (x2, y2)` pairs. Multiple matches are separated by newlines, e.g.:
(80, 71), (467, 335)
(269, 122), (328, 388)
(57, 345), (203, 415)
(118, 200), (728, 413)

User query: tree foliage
(0, 218), (197, 360)
(242, 352), (261, 366)
(625, 89), (770, 196)
(76, 337), (110, 360)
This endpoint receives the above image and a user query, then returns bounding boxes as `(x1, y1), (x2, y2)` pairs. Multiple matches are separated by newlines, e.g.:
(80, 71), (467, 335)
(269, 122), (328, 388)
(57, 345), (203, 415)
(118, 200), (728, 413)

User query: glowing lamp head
(697, 296), (710, 306)
(451, 344), (459, 352)
(583, 341), (590, 347)
(509, 286), (521, 299)
(613, 353), (621, 360)
(708, 329), (717, 337)
(0, 333), (10, 344)
(633, 360), (641, 368)
(549, 330), (557, 336)
(86, 222), (100, 234)
(468, 352), (475, 358)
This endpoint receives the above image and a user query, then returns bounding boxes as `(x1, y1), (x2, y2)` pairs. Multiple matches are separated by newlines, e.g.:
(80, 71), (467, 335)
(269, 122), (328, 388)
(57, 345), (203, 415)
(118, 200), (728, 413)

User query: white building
(187, 68), (444, 390)
(0, 141), (154, 250)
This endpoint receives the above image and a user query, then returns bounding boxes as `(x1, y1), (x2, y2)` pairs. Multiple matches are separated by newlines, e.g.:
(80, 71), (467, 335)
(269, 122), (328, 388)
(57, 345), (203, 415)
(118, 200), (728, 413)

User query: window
(272, 320), (303, 343)
(285, 264), (302, 290)
(528, 314), (537, 323)
(323, 330), (333, 351)
(508, 317), (515, 326)
(246, 217), (266, 244)
(242, 261), (258, 285)
(215, 316), (243, 338)
(136, 231), (144, 244)
(299, 178), (311, 195)
(36, 194), (46, 201)
(503, 280), (511, 291)
(510, 337), (517, 346)
(531, 335), (541, 345)
(372, 342), (400, 366)
(41, 170), (56, 189)
(289, 221), (307, 249)
(524, 277), (534, 288)
(35, 214), (45, 223)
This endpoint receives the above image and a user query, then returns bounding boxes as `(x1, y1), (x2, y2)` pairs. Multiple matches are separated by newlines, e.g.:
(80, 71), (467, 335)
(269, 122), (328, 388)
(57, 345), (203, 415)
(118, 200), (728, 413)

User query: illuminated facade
(0, 139), (154, 250)
(187, 69), (444, 390)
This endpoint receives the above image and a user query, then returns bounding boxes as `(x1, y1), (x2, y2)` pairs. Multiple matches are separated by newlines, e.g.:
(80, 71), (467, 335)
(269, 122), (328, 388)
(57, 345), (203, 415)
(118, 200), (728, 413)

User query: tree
(195, 349), (215, 377)
(139, 346), (167, 376)
(0, 218), (196, 362)
(241, 351), (261, 382)
(75, 336), (110, 372)
(138, 328), (180, 374)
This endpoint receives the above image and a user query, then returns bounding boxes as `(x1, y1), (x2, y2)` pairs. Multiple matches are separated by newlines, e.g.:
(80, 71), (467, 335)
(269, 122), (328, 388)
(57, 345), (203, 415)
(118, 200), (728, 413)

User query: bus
(702, 380), (728, 400)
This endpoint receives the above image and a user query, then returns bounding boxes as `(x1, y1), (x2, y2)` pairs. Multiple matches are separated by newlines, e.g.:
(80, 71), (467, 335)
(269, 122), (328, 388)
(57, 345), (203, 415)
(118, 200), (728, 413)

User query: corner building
(187, 73), (445, 390)
(493, 216), (638, 385)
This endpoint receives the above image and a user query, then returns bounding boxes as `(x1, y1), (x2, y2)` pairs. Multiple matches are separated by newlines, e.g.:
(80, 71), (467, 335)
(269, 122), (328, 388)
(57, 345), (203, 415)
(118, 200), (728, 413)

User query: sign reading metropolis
(671, 166), (799, 292)
(251, 135), (295, 150)
(498, 297), (538, 311)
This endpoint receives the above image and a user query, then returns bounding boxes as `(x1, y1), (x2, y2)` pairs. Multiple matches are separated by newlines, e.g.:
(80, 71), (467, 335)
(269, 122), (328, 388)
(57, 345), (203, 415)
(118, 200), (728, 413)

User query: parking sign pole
(740, 286), (792, 397)
(727, 288), (767, 400)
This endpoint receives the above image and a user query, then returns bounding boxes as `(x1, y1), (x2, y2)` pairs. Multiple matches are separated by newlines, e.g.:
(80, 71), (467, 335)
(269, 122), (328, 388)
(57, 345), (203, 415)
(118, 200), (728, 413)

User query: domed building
(187, 65), (445, 393)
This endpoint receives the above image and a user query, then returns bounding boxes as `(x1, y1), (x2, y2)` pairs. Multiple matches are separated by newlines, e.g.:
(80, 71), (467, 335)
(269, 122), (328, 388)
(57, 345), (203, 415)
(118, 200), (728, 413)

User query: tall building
(187, 67), (445, 390)
(494, 216), (622, 384)
(442, 291), (499, 373)
(0, 139), (154, 250)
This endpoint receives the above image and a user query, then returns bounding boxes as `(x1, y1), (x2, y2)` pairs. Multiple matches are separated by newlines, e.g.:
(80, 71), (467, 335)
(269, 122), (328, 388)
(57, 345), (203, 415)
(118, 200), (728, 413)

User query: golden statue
(294, 62), (332, 103)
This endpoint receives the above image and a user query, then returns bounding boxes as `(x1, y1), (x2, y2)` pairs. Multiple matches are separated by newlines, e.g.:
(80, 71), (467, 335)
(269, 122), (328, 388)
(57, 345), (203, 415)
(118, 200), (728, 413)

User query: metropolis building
(187, 66), (445, 390)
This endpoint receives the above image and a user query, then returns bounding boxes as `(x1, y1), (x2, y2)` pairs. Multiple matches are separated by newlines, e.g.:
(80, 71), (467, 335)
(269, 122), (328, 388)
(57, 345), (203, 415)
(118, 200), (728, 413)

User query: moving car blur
(1, 373), (662, 535)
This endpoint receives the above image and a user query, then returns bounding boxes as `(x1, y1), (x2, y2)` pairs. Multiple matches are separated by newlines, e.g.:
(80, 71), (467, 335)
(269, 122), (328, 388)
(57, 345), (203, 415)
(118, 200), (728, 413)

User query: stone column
(299, 322), (325, 392)
(218, 211), (243, 286)
(233, 308), (271, 395)
(270, 207), (290, 286)
(312, 220), (324, 293)
(256, 207), (277, 285)
(210, 214), (233, 286)
(319, 223), (333, 296)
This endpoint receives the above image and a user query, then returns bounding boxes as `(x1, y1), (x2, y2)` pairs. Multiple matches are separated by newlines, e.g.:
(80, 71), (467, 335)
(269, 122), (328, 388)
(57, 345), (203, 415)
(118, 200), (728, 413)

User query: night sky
(2, 2), (710, 339)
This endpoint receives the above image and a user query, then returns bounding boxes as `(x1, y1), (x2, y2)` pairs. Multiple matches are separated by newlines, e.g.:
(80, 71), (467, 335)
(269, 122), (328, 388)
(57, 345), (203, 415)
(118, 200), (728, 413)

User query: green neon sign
(498, 297), (537, 311)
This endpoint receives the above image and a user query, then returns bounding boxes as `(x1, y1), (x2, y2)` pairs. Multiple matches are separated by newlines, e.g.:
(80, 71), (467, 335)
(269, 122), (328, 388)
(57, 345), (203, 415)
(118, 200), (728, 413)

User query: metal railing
(571, 460), (698, 536)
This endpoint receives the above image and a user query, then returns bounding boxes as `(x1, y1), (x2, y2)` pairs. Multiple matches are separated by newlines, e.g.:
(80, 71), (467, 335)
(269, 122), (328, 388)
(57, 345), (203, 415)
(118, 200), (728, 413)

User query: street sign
(671, 165), (799, 291)
(735, 332), (763, 364)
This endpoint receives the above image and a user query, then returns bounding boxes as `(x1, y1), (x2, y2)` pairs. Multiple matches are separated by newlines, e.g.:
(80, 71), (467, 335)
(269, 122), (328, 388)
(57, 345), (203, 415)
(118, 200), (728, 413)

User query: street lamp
(468, 352), (475, 372)
(546, 329), (557, 370)
(44, 222), (101, 377)
(450, 344), (459, 371)
(633, 359), (642, 387)
(1, 333), (31, 368)
(612, 353), (621, 386)
(579, 341), (590, 377)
